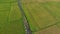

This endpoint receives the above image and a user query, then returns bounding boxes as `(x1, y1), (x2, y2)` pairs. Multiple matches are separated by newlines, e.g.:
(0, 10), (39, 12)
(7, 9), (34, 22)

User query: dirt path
(17, 0), (32, 34)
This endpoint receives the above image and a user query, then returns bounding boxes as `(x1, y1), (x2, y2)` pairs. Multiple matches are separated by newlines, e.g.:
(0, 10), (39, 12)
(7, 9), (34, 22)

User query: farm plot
(0, 0), (25, 34)
(34, 25), (60, 34)
(21, 0), (60, 34)
(33, 2), (60, 34)
(0, 0), (17, 2)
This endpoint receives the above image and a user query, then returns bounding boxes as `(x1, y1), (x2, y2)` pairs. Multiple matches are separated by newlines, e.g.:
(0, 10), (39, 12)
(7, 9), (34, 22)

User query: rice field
(0, 0), (25, 34)
(1, 0), (60, 34)
(21, 0), (60, 34)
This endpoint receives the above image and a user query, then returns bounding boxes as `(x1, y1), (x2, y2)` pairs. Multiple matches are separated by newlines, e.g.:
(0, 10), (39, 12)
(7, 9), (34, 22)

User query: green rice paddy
(0, 0), (25, 34)
(21, 1), (60, 34)
(1, 0), (60, 34)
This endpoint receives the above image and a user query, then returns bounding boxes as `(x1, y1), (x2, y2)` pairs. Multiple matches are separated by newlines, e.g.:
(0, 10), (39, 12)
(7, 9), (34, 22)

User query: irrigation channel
(17, 0), (32, 34)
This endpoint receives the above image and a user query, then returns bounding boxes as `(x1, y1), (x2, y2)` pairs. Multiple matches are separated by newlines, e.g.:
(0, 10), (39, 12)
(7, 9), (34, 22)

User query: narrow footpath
(17, 0), (32, 34)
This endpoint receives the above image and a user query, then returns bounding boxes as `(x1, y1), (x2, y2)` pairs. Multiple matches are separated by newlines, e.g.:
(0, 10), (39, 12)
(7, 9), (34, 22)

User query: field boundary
(17, 0), (32, 34)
